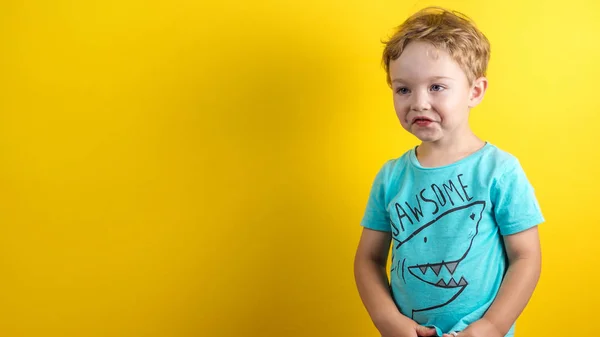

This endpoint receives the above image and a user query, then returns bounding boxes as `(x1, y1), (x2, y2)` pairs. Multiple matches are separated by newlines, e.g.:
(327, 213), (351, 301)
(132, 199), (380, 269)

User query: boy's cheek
(396, 115), (409, 127)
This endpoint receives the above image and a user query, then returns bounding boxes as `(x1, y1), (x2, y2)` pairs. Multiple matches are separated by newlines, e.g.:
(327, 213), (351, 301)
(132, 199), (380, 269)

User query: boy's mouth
(412, 117), (434, 126)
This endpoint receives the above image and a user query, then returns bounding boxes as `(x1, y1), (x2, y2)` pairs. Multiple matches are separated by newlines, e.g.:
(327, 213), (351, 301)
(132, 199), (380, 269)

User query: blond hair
(382, 7), (490, 86)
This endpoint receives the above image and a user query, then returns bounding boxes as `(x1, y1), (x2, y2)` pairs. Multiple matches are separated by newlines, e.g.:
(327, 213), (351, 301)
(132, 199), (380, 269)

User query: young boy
(354, 7), (544, 337)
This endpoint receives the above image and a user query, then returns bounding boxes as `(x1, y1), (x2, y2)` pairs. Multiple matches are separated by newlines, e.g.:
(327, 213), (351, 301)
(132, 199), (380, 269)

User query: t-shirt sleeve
(493, 159), (545, 235)
(360, 161), (392, 232)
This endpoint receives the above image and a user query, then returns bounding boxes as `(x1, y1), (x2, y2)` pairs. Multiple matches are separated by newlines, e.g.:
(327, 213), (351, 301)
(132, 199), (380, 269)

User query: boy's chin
(412, 132), (443, 143)
(406, 125), (443, 142)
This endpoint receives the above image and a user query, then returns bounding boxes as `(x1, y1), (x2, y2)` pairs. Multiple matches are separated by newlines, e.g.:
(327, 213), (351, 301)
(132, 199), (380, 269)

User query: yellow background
(0, 0), (597, 336)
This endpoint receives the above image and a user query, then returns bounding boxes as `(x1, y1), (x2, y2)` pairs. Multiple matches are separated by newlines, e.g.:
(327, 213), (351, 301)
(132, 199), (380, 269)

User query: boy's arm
(483, 226), (542, 332)
(449, 226), (541, 337)
(354, 228), (436, 337)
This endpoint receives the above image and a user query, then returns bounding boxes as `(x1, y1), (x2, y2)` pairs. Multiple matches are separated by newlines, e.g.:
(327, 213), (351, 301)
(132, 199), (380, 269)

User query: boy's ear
(468, 77), (488, 108)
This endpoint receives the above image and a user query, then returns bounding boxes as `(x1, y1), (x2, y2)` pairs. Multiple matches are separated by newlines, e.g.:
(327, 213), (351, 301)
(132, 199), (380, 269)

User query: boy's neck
(415, 132), (485, 168)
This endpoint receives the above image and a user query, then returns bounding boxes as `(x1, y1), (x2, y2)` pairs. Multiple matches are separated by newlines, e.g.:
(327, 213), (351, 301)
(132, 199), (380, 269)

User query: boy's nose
(410, 92), (431, 111)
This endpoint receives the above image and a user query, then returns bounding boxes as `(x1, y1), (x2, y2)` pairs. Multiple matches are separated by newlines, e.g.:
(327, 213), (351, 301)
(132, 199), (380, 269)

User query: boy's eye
(430, 84), (444, 92)
(396, 87), (410, 94)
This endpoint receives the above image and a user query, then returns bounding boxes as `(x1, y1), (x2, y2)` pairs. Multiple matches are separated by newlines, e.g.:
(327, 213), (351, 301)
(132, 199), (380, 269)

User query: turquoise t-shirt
(360, 143), (544, 336)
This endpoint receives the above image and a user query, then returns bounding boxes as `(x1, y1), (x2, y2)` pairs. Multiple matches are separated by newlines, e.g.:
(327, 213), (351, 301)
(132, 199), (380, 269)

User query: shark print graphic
(390, 201), (486, 319)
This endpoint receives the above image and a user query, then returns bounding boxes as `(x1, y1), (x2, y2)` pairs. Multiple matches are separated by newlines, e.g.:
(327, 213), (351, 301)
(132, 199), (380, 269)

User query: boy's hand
(441, 318), (503, 337)
(414, 325), (438, 337)
(380, 318), (437, 337)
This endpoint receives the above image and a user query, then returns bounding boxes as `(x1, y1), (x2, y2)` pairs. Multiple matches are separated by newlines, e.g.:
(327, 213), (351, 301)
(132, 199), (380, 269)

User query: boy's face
(389, 41), (486, 144)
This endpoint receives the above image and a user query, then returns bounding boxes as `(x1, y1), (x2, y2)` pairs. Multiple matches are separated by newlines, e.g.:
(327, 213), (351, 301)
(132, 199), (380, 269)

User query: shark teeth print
(435, 277), (468, 288)
(417, 260), (460, 276)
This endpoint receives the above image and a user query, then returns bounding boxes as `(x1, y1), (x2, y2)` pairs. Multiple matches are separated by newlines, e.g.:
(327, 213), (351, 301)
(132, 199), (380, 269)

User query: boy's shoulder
(374, 147), (414, 177)
(480, 142), (519, 163)
(479, 143), (526, 176)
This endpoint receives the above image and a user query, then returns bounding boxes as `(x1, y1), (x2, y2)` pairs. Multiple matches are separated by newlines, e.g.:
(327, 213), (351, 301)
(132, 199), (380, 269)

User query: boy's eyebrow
(392, 76), (455, 83)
